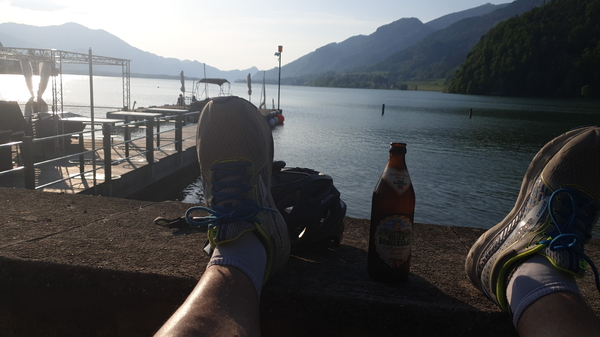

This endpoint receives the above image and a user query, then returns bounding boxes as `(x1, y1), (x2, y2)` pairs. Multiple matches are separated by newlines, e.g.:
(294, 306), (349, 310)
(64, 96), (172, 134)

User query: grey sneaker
(185, 96), (290, 283)
(465, 126), (600, 311)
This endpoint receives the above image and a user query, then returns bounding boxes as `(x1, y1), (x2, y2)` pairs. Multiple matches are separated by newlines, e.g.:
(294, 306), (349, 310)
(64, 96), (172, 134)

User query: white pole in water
(89, 48), (97, 191)
(275, 45), (282, 110)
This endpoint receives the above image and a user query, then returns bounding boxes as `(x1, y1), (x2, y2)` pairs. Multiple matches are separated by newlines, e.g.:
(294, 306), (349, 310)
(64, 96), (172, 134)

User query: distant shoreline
(5, 69), (447, 93)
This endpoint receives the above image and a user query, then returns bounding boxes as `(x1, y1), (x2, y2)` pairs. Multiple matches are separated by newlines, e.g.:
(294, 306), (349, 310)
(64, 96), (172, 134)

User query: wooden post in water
(469, 108), (473, 119)
(382, 104), (385, 115)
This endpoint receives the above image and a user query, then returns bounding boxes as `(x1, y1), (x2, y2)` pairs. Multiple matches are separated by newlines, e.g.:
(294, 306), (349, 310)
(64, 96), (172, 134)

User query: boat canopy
(198, 78), (230, 86)
(193, 78), (232, 99)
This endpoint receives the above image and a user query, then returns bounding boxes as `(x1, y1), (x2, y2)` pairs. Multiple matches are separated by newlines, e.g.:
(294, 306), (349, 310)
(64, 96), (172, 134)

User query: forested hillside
(308, 0), (549, 89)
(448, 0), (600, 97)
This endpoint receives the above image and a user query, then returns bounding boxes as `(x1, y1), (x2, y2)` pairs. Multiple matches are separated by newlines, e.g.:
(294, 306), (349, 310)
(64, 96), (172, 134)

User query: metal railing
(0, 110), (200, 195)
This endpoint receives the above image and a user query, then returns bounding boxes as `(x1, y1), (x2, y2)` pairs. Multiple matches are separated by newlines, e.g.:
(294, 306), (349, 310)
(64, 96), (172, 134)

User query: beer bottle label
(382, 167), (411, 195)
(374, 215), (412, 268)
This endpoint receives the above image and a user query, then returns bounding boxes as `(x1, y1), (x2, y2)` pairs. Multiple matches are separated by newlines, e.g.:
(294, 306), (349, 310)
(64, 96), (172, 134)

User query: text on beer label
(382, 167), (411, 195)
(374, 215), (412, 268)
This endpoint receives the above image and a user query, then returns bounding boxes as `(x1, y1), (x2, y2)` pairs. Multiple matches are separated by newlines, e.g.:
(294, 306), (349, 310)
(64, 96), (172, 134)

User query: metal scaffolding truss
(0, 47), (131, 113)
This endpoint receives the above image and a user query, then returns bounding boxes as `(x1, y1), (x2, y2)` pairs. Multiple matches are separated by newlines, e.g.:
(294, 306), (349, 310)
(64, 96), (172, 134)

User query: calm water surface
(3, 75), (600, 232)
(180, 83), (600, 233)
(262, 86), (600, 232)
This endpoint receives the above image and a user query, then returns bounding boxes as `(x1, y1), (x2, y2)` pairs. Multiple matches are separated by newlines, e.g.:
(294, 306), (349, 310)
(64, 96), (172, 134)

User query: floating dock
(0, 110), (200, 198)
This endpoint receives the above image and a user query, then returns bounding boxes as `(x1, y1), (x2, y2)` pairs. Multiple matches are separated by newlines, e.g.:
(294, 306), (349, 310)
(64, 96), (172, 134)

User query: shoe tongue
(212, 165), (249, 208)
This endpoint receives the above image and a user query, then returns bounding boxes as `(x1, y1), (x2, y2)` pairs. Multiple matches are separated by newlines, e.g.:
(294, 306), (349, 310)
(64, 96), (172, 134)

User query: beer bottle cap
(389, 142), (407, 155)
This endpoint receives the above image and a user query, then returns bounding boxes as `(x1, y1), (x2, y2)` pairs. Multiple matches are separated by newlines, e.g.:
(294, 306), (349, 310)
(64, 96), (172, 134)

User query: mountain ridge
(0, 3), (516, 84)
(0, 22), (257, 82)
(262, 2), (510, 81)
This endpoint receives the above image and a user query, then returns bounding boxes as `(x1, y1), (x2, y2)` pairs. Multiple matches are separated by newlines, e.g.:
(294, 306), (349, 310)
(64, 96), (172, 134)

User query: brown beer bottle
(368, 142), (415, 282)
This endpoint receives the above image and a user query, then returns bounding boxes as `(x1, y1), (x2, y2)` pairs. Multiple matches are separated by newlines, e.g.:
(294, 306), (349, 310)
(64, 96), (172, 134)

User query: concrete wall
(2, 187), (600, 336)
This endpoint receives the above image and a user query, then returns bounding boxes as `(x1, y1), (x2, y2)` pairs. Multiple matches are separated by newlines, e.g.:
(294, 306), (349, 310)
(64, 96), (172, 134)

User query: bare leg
(154, 265), (261, 337)
(517, 292), (600, 337)
(155, 97), (290, 336)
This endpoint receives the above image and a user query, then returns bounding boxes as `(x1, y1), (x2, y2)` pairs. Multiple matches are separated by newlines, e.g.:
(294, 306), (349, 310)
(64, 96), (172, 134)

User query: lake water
(2, 74), (600, 232)
(270, 86), (600, 229)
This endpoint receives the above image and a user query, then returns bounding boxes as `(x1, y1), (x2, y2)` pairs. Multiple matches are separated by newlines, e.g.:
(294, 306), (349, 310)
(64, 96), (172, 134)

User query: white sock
(207, 231), (267, 296)
(506, 254), (580, 327)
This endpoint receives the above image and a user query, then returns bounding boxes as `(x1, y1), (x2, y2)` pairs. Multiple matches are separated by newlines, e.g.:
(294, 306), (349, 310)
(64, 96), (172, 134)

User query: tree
(448, 0), (600, 98)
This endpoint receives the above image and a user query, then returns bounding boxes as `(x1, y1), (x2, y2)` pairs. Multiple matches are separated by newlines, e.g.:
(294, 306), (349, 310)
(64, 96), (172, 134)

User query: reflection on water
(180, 178), (203, 204)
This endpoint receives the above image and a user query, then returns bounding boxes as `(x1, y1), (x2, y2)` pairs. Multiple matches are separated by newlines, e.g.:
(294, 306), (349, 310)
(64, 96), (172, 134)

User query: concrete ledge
(1, 187), (599, 336)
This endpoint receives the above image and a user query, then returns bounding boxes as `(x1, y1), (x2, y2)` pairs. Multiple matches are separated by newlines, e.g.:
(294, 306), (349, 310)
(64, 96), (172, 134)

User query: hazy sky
(0, 0), (509, 71)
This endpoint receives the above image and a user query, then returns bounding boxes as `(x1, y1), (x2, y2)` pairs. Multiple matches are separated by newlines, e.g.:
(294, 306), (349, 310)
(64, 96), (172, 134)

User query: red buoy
(276, 114), (285, 125)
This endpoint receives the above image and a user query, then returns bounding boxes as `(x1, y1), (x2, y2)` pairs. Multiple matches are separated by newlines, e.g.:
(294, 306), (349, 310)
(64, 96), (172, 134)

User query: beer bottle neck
(388, 153), (407, 169)
(387, 143), (408, 169)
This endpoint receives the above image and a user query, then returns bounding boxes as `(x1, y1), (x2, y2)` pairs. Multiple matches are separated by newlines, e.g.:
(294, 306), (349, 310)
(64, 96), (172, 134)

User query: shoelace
(541, 187), (600, 292)
(184, 161), (276, 228)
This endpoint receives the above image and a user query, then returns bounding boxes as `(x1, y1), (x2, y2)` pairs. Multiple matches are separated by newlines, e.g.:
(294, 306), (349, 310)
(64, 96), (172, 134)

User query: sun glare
(0, 74), (37, 102)
(0, 73), (94, 104)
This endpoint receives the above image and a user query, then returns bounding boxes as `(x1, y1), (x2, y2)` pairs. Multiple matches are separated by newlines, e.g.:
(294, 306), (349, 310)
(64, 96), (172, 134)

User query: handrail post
(78, 132), (85, 174)
(146, 116), (154, 164)
(124, 116), (130, 158)
(156, 116), (161, 148)
(103, 123), (113, 197)
(22, 136), (35, 190)
(175, 112), (183, 153)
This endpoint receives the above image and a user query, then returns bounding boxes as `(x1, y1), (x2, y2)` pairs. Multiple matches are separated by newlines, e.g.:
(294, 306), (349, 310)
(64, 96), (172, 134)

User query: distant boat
(189, 76), (284, 128)
(129, 76), (284, 128)
(192, 78), (232, 101)
(256, 72), (284, 127)
(185, 78), (232, 117)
